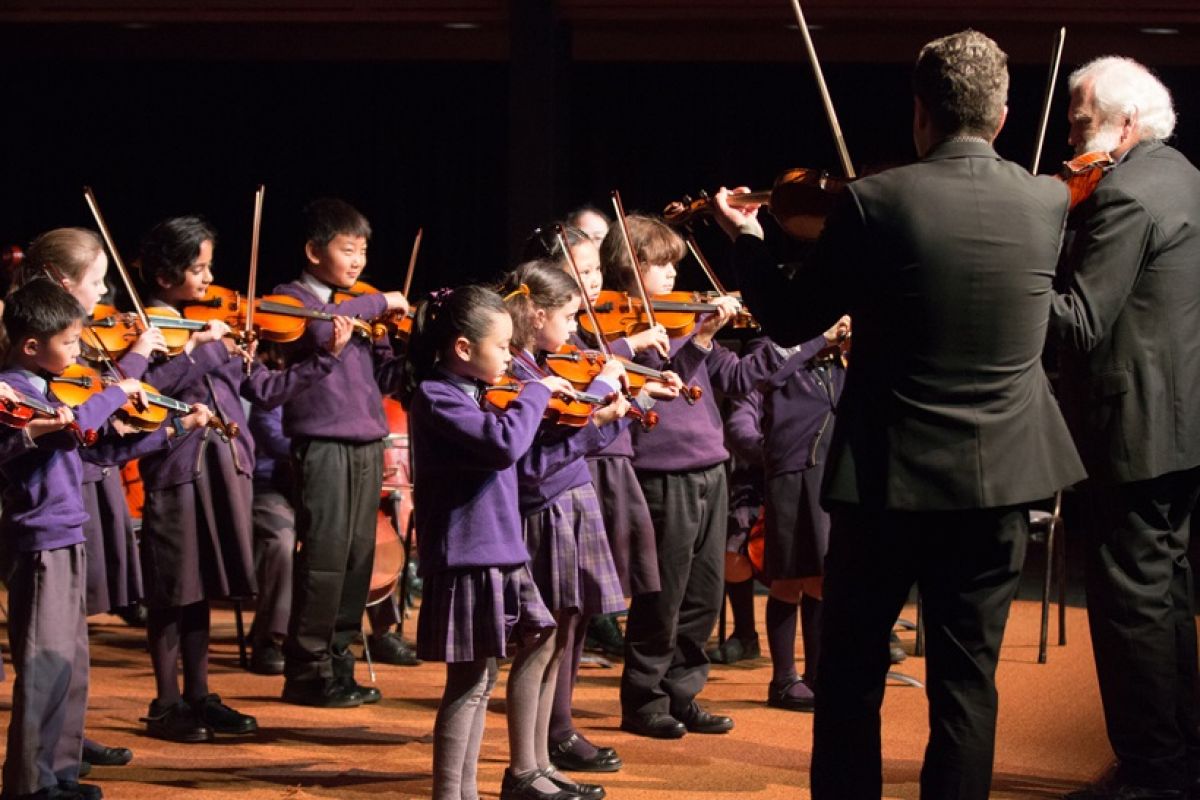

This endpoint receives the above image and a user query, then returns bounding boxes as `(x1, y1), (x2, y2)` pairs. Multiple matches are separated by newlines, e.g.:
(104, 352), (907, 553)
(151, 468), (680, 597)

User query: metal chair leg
(232, 597), (249, 670)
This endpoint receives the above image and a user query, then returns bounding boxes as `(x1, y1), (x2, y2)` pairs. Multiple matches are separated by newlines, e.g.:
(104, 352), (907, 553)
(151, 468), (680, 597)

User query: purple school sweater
(737, 336), (844, 478)
(137, 344), (337, 491)
(411, 373), (552, 573)
(273, 280), (402, 443)
(568, 334), (639, 460)
(0, 369), (151, 553)
(510, 352), (623, 516)
(629, 334), (772, 473)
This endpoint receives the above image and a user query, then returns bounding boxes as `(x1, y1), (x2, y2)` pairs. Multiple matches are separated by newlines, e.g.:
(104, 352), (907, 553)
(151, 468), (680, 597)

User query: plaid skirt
(416, 563), (555, 663)
(523, 483), (626, 617)
(762, 467), (830, 581)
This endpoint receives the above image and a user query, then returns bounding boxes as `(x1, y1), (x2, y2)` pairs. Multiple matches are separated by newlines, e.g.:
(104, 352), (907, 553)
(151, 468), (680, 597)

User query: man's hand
(712, 186), (765, 242)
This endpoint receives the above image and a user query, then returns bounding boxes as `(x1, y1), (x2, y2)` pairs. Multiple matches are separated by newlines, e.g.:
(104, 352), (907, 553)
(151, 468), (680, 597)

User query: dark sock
(147, 606), (182, 705)
(800, 594), (823, 685)
(180, 600), (211, 703)
(765, 596), (799, 685)
(727, 579), (757, 643)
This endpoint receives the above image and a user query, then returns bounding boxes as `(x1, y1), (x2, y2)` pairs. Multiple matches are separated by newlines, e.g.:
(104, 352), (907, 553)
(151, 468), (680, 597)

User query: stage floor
(0, 595), (1112, 799)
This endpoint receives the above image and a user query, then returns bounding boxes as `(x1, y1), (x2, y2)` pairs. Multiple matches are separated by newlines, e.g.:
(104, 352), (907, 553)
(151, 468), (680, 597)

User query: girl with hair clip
(18, 226), (231, 769)
(501, 259), (677, 798)
(132, 215), (355, 744)
(399, 285), (574, 800)
(528, 224), (681, 772)
(599, 213), (771, 740)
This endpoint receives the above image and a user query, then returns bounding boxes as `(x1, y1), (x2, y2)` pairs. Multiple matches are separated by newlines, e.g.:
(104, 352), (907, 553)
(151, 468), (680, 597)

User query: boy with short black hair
(0, 280), (211, 800)
(275, 198), (410, 707)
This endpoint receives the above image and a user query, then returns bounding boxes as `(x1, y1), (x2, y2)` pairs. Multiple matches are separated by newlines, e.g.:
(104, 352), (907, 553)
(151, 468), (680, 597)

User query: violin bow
(83, 187), (151, 329)
(403, 227), (422, 299)
(1030, 27), (1067, 175)
(683, 232), (730, 296)
(244, 184), (266, 374)
(787, 0), (856, 179)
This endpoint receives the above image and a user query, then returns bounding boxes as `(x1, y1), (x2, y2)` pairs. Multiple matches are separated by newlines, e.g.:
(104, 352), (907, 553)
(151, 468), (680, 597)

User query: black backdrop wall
(3, 56), (1198, 298)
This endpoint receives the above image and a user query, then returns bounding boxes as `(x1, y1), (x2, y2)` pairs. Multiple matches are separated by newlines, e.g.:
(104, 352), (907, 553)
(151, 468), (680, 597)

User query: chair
(912, 490), (1066, 664)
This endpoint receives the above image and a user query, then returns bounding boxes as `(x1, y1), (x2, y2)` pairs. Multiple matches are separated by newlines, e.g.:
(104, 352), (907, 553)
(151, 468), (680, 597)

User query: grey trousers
(249, 488), (296, 643)
(2, 543), (89, 795)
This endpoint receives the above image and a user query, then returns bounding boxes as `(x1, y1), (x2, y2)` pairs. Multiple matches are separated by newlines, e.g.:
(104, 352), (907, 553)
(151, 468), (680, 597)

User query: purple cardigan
(726, 336), (843, 478)
(510, 352), (623, 516)
(411, 373), (552, 573)
(629, 334), (772, 473)
(0, 369), (162, 553)
(137, 343), (338, 491)
(273, 281), (403, 443)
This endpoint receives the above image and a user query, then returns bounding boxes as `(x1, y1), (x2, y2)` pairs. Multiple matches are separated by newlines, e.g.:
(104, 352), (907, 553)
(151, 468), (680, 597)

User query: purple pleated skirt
(82, 468), (143, 615)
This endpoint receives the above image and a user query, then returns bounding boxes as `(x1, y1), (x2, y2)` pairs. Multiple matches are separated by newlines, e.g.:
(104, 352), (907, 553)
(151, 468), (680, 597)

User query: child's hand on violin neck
(383, 291), (410, 315)
(324, 315), (355, 357)
(181, 403), (214, 433)
(539, 376), (576, 396)
(643, 370), (683, 400)
(598, 358), (627, 385)
(696, 294), (743, 342)
(27, 405), (76, 438)
(592, 393), (631, 426)
(189, 319), (233, 350)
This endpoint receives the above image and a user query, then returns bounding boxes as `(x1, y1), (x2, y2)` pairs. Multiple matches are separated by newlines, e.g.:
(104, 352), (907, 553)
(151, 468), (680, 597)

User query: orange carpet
(1, 595), (1113, 800)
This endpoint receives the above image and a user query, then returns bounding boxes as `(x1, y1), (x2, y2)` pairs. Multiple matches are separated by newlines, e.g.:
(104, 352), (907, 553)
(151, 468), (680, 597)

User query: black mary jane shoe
(549, 733), (622, 773)
(499, 767), (581, 800)
(766, 675), (815, 712)
(545, 767), (605, 800)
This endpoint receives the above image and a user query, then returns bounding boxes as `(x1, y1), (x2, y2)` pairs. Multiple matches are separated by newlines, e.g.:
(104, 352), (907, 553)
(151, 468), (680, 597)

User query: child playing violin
(0, 280), (212, 800)
(18, 226), (234, 771)
(500, 259), (645, 800)
(399, 284), (571, 800)
(600, 213), (770, 740)
(134, 214), (354, 741)
(272, 198), (410, 707)
(528, 224), (678, 772)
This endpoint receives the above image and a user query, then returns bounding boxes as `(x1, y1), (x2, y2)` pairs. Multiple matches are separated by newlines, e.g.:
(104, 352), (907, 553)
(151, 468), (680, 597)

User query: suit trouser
(284, 438), (383, 683)
(810, 504), (1028, 800)
(1082, 466), (1200, 790)
(621, 464), (727, 718)
(2, 544), (89, 796)
(249, 487), (296, 643)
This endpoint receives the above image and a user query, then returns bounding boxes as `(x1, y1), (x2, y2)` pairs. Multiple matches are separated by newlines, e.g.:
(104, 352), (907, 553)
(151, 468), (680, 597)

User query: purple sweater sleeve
(239, 350), (339, 409)
(143, 340), (231, 396)
(73, 385), (133, 434)
(725, 390), (765, 467)
(86, 426), (171, 466)
(426, 380), (553, 469)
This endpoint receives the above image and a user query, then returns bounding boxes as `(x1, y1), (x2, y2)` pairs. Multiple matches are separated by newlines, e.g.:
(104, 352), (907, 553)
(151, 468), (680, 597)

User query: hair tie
(503, 283), (530, 302)
(429, 287), (455, 309)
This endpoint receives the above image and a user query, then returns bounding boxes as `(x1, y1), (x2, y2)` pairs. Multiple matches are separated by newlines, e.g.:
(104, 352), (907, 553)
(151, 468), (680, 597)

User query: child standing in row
(399, 285), (569, 800)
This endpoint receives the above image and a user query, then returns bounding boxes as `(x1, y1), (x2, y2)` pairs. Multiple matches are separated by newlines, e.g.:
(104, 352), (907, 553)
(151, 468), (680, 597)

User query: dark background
(2, 2), (1198, 299)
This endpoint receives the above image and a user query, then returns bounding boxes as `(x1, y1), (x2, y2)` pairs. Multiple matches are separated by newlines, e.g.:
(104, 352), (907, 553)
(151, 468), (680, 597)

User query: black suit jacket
(735, 139), (1086, 511)
(1050, 141), (1200, 484)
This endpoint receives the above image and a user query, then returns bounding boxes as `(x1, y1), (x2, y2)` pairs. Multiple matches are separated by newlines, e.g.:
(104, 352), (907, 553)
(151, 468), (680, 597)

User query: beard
(1080, 123), (1123, 156)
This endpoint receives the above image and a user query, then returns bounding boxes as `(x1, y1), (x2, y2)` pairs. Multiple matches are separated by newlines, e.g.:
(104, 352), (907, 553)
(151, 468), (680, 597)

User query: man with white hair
(1051, 57), (1200, 800)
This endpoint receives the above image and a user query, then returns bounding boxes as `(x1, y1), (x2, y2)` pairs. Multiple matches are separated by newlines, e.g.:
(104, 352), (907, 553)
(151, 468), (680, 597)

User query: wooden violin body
(581, 289), (756, 340)
(664, 167), (850, 242)
(185, 285), (378, 342)
(1059, 151), (1114, 210)
(544, 344), (703, 404)
(333, 281), (412, 339)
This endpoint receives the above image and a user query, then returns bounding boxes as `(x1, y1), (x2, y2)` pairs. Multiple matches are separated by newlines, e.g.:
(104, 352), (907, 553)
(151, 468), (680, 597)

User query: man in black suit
(1050, 57), (1200, 800)
(711, 30), (1086, 800)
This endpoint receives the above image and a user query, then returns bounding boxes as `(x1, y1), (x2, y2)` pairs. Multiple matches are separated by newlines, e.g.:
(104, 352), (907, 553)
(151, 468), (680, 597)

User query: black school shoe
(337, 677), (382, 705)
(56, 783), (101, 800)
(499, 768), (582, 800)
(81, 742), (132, 767)
(142, 700), (214, 743)
(0, 785), (96, 800)
(249, 640), (286, 675)
(192, 694), (257, 734)
(282, 678), (363, 708)
(549, 733), (622, 773)
(676, 702), (734, 734)
(368, 632), (421, 666)
(545, 767), (606, 799)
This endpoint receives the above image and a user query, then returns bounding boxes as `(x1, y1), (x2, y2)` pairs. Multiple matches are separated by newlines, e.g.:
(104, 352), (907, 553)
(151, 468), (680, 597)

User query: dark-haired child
(135, 214), (354, 740)
(501, 259), (641, 798)
(600, 214), (770, 739)
(535, 225), (678, 771)
(399, 284), (571, 800)
(0, 280), (211, 800)
(272, 198), (410, 707)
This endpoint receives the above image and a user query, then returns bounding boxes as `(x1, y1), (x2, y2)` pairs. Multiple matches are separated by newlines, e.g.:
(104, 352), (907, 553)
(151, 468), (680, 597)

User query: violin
(0, 391), (97, 447)
(543, 344), (703, 404)
(184, 285), (380, 343)
(49, 363), (237, 437)
(664, 167), (851, 242)
(483, 374), (658, 431)
(85, 303), (209, 359)
(1059, 151), (1114, 210)
(581, 289), (757, 340)
(332, 281), (413, 339)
